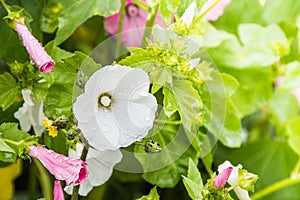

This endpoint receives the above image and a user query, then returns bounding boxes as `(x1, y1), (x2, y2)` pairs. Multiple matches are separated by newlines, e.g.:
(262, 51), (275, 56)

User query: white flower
(64, 143), (122, 196)
(14, 89), (45, 136)
(218, 161), (251, 200)
(73, 65), (157, 150)
(181, 2), (197, 27)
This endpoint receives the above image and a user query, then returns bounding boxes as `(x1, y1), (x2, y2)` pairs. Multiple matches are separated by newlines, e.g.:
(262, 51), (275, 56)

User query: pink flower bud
(214, 167), (233, 187)
(15, 23), (55, 72)
(54, 180), (65, 200)
(28, 145), (87, 185)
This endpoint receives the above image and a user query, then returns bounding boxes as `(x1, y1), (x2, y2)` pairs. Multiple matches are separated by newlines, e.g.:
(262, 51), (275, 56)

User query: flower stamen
(98, 93), (112, 108)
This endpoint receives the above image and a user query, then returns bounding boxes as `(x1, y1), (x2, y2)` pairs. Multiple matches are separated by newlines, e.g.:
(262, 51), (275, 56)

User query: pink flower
(214, 167), (233, 187)
(104, 0), (167, 47)
(200, 0), (231, 21)
(54, 180), (65, 200)
(28, 145), (87, 185)
(15, 23), (55, 72)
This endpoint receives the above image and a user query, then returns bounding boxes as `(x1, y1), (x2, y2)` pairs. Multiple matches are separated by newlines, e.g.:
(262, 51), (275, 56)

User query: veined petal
(54, 180), (64, 200)
(28, 145), (87, 185)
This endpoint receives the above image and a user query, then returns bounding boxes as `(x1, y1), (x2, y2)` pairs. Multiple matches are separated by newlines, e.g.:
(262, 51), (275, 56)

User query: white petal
(28, 101), (45, 136)
(14, 105), (31, 132)
(112, 68), (157, 139)
(233, 186), (251, 200)
(73, 93), (94, 124)
(22, 89), (35, 106)
(181, 2), (197, 26)
(64, 180), (93, 197)
(85, 65), (131, 95)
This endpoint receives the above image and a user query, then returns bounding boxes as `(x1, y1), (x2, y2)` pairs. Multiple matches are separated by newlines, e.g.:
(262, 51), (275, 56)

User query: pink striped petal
(28, 145), (87, 185)
(15, 23), (55, 72)
(214, 167), (233, 187)
(54, 180), (65, 200)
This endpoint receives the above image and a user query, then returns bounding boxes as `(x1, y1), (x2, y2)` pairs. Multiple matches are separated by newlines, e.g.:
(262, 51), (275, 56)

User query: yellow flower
(48, 126), (58, 137)
(42, 117), (58, 137)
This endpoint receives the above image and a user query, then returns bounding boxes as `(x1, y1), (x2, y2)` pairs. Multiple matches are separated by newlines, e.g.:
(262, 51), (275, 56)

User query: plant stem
(115, 0), (126, 58)
(155, 119), (181, 125)
(291, 157), (300, 178)
(0, 0), (11, 14)
(133, 0), (150, 11)
(71, 145), (89, 200)
(2, 138), (20, 146)
(33, 158), (52, 200)
(141, 3), (159, 46)
(193, 0), (221, 24)
(251, 177), (300, 200)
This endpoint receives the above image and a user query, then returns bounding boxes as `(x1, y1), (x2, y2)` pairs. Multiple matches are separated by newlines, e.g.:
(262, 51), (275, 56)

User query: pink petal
(214, 167), (233, 187)
(104, 0), (170, 47)
(54, 180), (65, 200)
(200, 0), (231, 21)
(28, 145), (88, 185)
(15, 23), (55, 72)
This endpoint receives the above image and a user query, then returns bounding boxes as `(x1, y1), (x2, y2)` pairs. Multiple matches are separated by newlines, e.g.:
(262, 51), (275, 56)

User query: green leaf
(201, 72), (242, 148)
(134, 114), (199, 188)
(136, 187), (160, 200)
(219, 140), (300, 200)
(269, 90), (300, 133)
(44, 52), (101, 117)
(221, 67), (273, 117)
(44, 41), (73, 62)
(0, 72), (20, 111)
(150, 66), (173, 94)
(41, 0), (74, 33)
(54, 0), (120, 45)
(163, 78), (203, 132)
(187, 158), (202, 185)
(286, 117), (300, 155)
(0, 139), (17, 163)
(182, 176), (203, 200)
(278, 61), (300, 89)
(0, 123), (31, 142)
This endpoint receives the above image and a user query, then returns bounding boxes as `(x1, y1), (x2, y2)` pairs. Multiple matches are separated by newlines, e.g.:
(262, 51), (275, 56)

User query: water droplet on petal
(102, 125), (110, 132)
(64, 157), (69, 160)
(145, 117), (150, 122)
(126, 135), (130, 139)
(104, 109), (109, 113)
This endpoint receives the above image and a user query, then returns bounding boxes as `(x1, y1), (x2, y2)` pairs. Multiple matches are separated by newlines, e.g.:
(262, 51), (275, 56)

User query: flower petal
(54, 180), (64, 200)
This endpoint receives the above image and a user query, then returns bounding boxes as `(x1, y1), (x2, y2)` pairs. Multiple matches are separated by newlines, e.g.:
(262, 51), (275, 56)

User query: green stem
(194, 0), (221, 24)
(115, 0), (126, 58)
(0, 0), (11, 13)
(251, 177), (300, 200)
(33, 159), (52, 200)
(2, 138), (20, 146)
(133, 0), (150, 11)
(71, 145), (89, 200)
(155, 119), (182, 125)
(141, 3), (159, 46)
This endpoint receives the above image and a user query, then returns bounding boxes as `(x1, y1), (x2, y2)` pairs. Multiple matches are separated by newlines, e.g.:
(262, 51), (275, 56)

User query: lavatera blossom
(104, 0), (167, 47)
(14, 89), (45, 136)
(15, 22), (55, 72)
(64, 143), (122, 196)
(28, 145), (88, 185)
(73, 65), (157, 151)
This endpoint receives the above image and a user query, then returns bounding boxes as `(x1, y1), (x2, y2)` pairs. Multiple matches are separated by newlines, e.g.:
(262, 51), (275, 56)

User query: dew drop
(64, 157), (69, 161)
(57, 175), (62, 179)
(104, 109), (109, 113)
(37, 60), (42, 65)
(59, 158), (63, 162)
(126, 135), (130, 139)
(145, 117), (150, 122)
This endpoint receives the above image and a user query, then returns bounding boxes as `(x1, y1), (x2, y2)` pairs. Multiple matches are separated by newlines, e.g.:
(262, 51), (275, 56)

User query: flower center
(126, 3), (139, 18)
(98, 93), (112, 108)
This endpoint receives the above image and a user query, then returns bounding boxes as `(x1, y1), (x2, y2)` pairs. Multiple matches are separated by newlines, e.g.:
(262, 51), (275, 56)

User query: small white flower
(181, 2), (197, 27)
(14, 89), (45, 136)
(64, 143), (122, 196)
(218, 161), (251, 200)
(73, 65), (157, 150)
